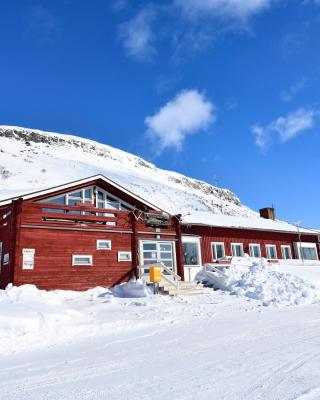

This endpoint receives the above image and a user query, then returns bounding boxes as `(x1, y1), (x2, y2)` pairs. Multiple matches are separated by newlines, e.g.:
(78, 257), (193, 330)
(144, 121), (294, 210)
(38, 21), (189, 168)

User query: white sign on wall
(22, 248), (35, 270)
(3, 253), (9, 265)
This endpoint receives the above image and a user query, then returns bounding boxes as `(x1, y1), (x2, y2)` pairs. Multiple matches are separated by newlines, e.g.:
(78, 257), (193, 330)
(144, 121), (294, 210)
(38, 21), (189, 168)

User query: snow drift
(197, 260), (320, 307)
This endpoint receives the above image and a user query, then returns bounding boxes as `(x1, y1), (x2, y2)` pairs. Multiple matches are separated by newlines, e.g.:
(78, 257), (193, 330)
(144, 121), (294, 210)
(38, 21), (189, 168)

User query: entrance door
(140, 241), (176, 273)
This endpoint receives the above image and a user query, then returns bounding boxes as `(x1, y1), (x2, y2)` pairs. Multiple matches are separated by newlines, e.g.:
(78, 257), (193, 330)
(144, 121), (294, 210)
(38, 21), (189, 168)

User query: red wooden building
(0, 174), (319, 290)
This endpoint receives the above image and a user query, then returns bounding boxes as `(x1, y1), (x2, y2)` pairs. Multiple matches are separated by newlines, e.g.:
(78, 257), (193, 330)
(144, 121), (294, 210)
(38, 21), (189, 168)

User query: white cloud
(174, 0), (272, 22)
(118, 6), (157, 60)
(252, 108), (318, 151)
(280, 78), (308, 102)
(145, 90), (215, 152)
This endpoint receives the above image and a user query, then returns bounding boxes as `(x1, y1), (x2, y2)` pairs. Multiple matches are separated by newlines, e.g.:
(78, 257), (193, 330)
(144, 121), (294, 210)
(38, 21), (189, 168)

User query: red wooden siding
(183, 225), (318, 263)
(0, 202), (19, 289)
(7, 198), (179, 290)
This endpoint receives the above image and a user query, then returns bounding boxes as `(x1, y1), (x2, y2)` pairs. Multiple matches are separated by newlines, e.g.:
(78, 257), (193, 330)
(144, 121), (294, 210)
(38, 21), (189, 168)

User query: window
(266, 245), (277, 260)
(231, 243), (244, 257)
(97, 240), (111, 250)
(249, 244), (261, 258)
(295, 242), (318, 261)
(40, 186), (131, 211)
(72, 255), (92, 266)
(211, 242), (225, 260)
(182, 237), (201, 266)
(40, 195), (66, 205)
(118, 251), (132, 262)
(281, 245), (292, 260)
(140, 241), (175, 271)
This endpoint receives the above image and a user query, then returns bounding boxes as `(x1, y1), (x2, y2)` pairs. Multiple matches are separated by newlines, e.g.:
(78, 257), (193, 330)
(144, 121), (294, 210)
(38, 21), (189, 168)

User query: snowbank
(197, 260), (320, 307)
(112, 279), (152, 298)
(0, 284), (111, 339)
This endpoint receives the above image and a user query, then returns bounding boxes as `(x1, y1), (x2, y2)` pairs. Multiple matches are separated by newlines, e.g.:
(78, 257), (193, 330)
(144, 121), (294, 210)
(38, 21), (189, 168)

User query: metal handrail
(138, 262), (181, 290)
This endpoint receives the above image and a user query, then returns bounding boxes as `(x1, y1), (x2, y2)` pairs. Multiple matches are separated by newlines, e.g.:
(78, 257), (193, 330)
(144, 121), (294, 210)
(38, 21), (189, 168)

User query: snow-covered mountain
(0, 125), (257, 218)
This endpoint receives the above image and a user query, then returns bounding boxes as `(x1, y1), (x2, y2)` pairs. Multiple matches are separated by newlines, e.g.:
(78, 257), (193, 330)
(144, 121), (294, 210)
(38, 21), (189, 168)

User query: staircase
(139, 262), (212, 296)
(158, 280), (212, 296)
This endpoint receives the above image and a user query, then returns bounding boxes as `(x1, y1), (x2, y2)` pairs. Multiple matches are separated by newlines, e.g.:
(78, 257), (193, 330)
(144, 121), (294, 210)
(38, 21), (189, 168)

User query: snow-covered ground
(1, 264), (320, 400)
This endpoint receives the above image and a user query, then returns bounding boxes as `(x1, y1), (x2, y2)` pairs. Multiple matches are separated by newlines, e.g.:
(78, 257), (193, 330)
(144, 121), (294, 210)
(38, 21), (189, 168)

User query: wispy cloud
(145, 89), (215, 153)
(174, 0), (272, 22)
(116, 0), (275, 61)
(118, 5), (157, 61)
(280, 78), (308, 102)
(252, 107), (318, 151)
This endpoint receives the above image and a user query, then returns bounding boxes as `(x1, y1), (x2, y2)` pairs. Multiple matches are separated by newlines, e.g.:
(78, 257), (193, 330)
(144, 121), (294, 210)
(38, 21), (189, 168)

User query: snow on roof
(183, 211), (315, 235)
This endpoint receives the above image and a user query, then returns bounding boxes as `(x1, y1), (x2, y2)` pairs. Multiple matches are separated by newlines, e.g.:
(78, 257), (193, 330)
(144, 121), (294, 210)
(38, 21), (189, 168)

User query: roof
(182, 211), (316, 235)
(0, 174), (163, 212)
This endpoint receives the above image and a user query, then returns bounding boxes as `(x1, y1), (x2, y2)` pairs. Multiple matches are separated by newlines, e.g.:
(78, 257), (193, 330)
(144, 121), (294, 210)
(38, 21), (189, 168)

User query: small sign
(3, 253), (9, 265)
(145, 212), (169, 227)
(22, 249), (35, 270)
(23, 248), (35, 255)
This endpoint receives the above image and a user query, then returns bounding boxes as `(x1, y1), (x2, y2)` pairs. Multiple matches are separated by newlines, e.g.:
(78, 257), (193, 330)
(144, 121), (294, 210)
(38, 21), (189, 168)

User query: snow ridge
(0, 125), (257, 217)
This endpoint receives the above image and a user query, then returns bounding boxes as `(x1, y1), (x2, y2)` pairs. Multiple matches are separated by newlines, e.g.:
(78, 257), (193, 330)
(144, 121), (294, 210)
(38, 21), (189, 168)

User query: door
(140, 241), (176, 273)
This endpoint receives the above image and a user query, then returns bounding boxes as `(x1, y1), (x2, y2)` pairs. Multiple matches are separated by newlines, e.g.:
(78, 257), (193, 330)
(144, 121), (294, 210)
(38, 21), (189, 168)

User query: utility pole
(293, 220), (304, 265)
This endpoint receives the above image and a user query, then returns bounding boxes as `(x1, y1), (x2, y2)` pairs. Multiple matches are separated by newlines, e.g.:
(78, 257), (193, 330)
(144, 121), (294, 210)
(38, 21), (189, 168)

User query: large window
(249, 244), (261, 258)
(231, 243), (244, 257)
(266, 245), (277, 260)
(40, 185), (132, 211)
(295, 242), (318, 261)
(140, 241), (175, 271)
(182, 237), (201, 266)
(281, 245), (292, 260)
(211, 242), (225, 260)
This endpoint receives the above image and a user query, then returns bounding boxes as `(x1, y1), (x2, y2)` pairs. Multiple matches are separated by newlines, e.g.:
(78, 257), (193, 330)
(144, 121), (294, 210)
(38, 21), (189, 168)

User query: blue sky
(1, 0), (320, 227)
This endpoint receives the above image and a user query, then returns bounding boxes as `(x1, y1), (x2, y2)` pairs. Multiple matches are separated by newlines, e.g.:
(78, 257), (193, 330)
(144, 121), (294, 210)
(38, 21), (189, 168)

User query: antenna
(213, 174), (223, 214)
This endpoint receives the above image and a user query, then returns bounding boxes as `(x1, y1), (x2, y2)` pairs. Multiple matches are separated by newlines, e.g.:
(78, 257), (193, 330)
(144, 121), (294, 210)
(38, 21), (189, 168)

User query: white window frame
(118, 251), (132, 262)
(281, 245), (292, 260)
(249, 243), (261, 258)
(266, 244), (277, 260)
(139, 240), (177, 274)
(211, 242), (226, 261)
(182, 236), (202, 267)
(231, 243), (244, 257)
(96, 240), (112, 250)
(72, 255), (93, 266)
(95, 187), (133, 211)
(294, 242), (318, 260)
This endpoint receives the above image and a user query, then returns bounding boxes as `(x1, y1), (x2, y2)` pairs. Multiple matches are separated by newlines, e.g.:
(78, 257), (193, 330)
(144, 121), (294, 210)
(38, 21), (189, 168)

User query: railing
(138, 262), (181, 290)
(20, 202), (132, 230)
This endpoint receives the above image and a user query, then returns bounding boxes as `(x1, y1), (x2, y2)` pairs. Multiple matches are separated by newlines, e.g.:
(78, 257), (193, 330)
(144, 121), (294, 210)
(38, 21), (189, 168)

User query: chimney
(259, 207), (276, 220)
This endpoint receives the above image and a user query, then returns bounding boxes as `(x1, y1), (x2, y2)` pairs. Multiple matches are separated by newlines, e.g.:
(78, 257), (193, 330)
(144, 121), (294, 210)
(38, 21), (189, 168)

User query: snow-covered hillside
(0, 125), (257, 217)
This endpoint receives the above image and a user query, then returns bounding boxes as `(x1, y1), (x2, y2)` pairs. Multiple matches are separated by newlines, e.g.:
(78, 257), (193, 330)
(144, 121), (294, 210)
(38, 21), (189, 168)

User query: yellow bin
(149, 266), (161, 283)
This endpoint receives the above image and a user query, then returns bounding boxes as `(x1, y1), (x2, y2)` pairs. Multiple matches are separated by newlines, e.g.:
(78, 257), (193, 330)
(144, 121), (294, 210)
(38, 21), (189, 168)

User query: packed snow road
(1, 288), (320, 399)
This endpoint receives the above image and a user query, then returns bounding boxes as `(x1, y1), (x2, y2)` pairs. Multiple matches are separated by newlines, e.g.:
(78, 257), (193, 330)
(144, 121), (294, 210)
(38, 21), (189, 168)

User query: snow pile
(199, 260), (320, 307)
(113, 279), (152, 298)
(0, 284), (111, 339)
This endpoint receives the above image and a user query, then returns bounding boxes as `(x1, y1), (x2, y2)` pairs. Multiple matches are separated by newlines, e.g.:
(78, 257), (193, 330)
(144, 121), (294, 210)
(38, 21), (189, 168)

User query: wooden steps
(158, 280), (212, 296)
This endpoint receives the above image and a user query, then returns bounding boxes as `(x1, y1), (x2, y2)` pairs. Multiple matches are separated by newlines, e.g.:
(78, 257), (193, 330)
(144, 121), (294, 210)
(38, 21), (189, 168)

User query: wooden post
(131, 211), (139, 279)
(174, 215), (184, 281)
(11, 198), (23, 286)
